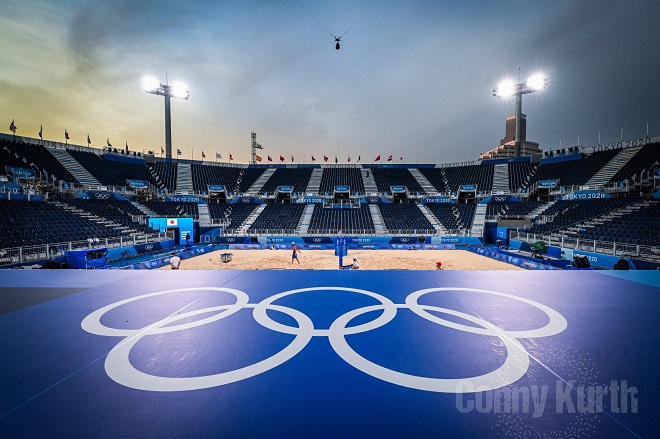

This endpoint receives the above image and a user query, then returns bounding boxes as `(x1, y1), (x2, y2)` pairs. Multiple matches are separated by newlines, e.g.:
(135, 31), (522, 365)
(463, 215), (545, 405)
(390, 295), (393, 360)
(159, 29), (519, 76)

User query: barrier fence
(511, 231), (660, 262)
(0, 231), (174, 267)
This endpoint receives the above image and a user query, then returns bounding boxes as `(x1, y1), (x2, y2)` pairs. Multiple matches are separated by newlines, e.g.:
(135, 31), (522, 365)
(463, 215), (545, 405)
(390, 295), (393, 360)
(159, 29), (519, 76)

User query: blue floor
(1, 270), (658, 438)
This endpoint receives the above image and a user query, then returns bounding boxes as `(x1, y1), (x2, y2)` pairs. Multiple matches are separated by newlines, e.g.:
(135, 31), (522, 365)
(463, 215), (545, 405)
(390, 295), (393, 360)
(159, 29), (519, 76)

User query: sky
(1, 0), (659, 164)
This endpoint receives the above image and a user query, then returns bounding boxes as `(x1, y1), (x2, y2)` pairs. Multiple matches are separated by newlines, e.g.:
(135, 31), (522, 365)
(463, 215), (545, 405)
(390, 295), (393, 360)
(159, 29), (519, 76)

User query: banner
(208, 185), (226, 191)
(165, 195), (206, 203)
(459, 185), (477, 191)
(421, 196), (454, 204)
(390, 186), (406, 193)
(561, 190), (611, 201)
(5, 166), (35, 178)
(127, 179), (148, 189)
(334, 186), (350, 192)
(538, 179), (559, 188)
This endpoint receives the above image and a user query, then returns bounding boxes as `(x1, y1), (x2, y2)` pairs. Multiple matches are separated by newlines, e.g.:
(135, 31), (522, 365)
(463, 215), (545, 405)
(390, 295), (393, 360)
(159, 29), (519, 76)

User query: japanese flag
(167, 218), (178, 226)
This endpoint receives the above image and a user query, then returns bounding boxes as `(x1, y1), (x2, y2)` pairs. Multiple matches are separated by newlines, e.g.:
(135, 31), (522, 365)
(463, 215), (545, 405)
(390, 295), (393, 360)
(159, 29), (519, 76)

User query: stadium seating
(425, 203), (476, 233)
(528, 197), (640, 234)
(419, 164), (494, 193)
(0, 140), (76, 183)
(319, 167), (365, 195)
(149, 161), (178, 192)
(57, 197), (153, 234)
(259, 168), (314, 195)
(208, 203), (259, 232)
(371, 168), (425, 194)
(378, 203), (434, 234)
(526, 149), (620, 188)
(141, 200), (199, 219)
(307, 205), (375, 234)
(486, 201), (544, 218)
(191, 164), (265, 194)
(0, 199), (125, 249)
(508, 162), (539, 192)
(609, 142), (660, 184)
(66, 150), (157, 187)
(248, 203), (306, 234)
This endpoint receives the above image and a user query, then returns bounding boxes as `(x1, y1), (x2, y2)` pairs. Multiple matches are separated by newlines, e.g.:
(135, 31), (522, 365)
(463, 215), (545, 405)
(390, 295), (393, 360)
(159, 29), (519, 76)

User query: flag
(177, 148), (182, 155)
(280, 155), (284, 162)
(9, 119), (16, 133)
(358, 155), (361, 162)
(334, 156), (338, 164)
(125, 141), (129, 152)
(39, 125), (42, 139)
(375, 155), (380, 161)
(202, 151), (206, 159)
(255, 155), (262, 162)
(166, 218), (178, 226)
(348, 156), (352, 162)
(291, 155), (294, 163)
(268, 155), (273, 162)
(87, 134), (91, 145)
(229, 154), (233, 161)
(311, 155), (316, 161)
(387, 155), (393, 161)
(324, 155), (328, 162)
(161, 146), (164, 154)
(216, 152), (222, 159)
(400, 156), (403, 161)
(65, 130), (70, 140)
(107, 138), (112, 147)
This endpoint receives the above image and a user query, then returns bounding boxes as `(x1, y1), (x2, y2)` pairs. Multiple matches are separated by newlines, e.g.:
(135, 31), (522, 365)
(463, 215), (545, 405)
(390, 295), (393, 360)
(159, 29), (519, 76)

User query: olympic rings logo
(145, 244), (154, 251)
(400, 237), (409, 242)
(81, 286), (567, 393)
(313, 238), (322, 242)
(369, 198), (378, 203)
(225, 237), (235, 242)
(95, 193), (111, 199)
(494, 197), (506, 203)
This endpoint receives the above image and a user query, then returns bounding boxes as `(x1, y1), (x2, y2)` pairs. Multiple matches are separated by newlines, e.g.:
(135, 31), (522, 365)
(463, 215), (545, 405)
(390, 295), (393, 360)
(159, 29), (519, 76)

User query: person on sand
(291, 243), (301, 264)
(342, 257), (359, 269)
(169, 252), (181, 269)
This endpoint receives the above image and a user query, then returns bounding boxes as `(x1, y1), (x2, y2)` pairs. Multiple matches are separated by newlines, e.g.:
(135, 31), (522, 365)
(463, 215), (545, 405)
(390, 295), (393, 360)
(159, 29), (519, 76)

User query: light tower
(143, 76), (190, 160)
(493, 73), (546, 158)
(251, 131), (263, 164)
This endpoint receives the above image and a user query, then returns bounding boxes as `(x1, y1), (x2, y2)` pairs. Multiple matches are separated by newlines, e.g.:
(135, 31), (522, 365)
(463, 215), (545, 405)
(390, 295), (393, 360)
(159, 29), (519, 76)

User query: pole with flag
(39, 125), (43, 145)
(229, 154), (233, 162)
(216, 152), (222, 162)
(161, 146), (164, 157)
(87, 134), (91, 147)
(107, 138), (112, 149)
(291, 155), (294, 163)
(9, 119), (17, 141)
(65, 129), (70, 145)
(202, 151), (206, 161)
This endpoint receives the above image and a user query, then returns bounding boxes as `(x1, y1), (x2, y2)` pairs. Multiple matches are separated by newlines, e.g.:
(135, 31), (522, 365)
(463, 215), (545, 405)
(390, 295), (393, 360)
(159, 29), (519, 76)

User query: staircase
(529, 201), (555, 220)
(131, 201), (157, 217)
(492, 163), (509, 193)
(246, 168), (276, 195)
(368, 204), (387, 234)
(175, 163), (193, 194)
(197, 203), (212, 226)
(470, 204), (487, 237)
(586, 146), (642, 186)
(305, 168), (323, 195)
(49, 148), (100, 186)
(408, 168), (437, 194)
(362, 169), (378, 194)
(238, 204), (267, 234)
(52, 200), (138, 235)
(297, 204), (315, 234)
(418, 204), (445, 235)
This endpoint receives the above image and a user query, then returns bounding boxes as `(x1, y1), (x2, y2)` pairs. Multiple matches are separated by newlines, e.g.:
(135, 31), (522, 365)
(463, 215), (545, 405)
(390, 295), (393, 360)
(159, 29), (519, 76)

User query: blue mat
(1, 270), (658, 438)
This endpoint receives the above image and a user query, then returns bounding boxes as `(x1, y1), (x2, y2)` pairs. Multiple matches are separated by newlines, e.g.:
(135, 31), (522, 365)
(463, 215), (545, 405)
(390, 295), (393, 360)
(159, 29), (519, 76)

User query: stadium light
(493, 72), (547, 157)
(143, 75), (190, 159)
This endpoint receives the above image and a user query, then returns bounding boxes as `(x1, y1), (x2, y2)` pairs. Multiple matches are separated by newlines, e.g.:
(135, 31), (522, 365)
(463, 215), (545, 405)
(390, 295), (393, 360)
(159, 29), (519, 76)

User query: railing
(0, 231), (174, 267)
(511, 231), (660, 263)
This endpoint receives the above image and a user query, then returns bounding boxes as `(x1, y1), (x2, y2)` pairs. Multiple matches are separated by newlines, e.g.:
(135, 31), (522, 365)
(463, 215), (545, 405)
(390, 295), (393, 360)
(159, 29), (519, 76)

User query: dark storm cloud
(525, 0), (660, 145)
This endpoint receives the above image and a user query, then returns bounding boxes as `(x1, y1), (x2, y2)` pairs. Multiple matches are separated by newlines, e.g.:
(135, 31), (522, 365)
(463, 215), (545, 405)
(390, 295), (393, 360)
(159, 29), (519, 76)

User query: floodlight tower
(143, 76), (190, 160)
(251, 131), (263, 165)
(493, 73), (546, 158)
